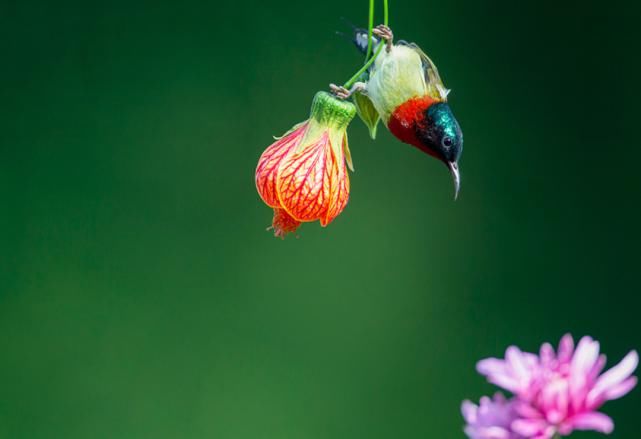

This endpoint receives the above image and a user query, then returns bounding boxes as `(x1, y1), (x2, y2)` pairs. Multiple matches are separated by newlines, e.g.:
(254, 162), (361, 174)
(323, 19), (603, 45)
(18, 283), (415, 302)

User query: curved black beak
(447, 161), (460, 200)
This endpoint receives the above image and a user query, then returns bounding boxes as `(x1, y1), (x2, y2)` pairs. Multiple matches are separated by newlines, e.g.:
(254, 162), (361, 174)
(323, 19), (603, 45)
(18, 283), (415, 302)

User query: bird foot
(372, 24), (393, 52)
(329, 82), (367, 100)
(329, 84), (352, 100)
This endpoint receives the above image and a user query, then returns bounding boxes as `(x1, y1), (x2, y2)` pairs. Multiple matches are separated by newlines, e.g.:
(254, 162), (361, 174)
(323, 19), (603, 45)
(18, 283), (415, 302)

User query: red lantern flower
(256, 91), (356, 237)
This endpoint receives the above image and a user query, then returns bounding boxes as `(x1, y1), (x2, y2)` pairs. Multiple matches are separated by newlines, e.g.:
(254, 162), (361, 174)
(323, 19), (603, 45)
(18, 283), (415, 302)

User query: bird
(330, 24), (463, 198)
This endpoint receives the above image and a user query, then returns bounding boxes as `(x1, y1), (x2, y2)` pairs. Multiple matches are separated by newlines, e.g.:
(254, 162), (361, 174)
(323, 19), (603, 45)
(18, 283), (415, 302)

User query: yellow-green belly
(367, 45), (427, 123)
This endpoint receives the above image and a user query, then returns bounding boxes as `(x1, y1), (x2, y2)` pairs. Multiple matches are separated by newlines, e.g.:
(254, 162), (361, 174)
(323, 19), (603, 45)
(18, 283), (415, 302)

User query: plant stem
(383, 0), (388, 26)
(365, 0), (374, 61)
(343, 0), (389, 89)
(343, 45), (383, 88)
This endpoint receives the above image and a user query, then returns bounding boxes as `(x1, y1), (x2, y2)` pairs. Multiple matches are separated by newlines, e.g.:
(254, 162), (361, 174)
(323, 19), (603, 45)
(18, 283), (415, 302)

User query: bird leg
(372, 24), (393, 52)
(329, 82), (366, 100)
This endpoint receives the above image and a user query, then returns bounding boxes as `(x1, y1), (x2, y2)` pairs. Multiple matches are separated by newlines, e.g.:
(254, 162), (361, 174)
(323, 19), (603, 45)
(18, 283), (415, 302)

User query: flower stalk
(364, 0), (375, 60)
(343, 0), (389, 89)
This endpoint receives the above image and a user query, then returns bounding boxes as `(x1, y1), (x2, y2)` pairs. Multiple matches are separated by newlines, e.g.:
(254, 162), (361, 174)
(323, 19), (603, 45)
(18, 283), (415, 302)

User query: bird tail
(352, 27), (381, 56)
(338, 19), (381, 56)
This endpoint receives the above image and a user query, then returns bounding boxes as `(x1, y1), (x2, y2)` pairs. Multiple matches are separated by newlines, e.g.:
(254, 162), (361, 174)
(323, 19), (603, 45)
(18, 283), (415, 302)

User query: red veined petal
(322, 134), (350, 226)
(276, 132), (332, 222)
(255, 122), (308, 207)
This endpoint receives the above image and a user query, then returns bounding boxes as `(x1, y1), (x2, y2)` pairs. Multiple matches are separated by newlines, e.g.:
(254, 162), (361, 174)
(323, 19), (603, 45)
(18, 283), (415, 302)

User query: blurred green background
(1, 0), (640, 437)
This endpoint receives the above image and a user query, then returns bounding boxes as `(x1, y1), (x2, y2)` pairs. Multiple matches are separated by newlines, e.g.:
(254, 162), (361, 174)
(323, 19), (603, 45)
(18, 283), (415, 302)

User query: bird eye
(442, 137), (453, 148)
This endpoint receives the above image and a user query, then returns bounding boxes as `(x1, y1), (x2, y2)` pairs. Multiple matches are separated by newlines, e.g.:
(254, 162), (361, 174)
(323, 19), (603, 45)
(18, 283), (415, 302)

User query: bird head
(415, 102), (463, 198)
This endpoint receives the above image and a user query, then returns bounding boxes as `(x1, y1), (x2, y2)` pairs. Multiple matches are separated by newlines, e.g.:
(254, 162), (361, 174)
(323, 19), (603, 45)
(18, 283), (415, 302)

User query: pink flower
(476, 346), (541, 401)
(476, 334), (638, 438)
(462, 393), (524, 439)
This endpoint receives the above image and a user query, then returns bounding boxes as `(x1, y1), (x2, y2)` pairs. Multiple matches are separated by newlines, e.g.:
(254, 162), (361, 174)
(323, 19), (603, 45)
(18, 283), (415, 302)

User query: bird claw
(329, 84), (352, 100)
(372, 24), (393, 52)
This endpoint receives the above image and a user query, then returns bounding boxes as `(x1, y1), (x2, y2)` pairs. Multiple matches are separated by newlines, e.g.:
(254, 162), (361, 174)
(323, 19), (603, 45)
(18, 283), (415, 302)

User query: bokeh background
(2, 0), (641, 437)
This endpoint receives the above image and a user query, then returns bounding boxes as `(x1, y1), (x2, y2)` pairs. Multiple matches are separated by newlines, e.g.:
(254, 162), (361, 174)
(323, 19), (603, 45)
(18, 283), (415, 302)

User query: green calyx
(353, 91), (380, 139)
(309, 91), (356, 129)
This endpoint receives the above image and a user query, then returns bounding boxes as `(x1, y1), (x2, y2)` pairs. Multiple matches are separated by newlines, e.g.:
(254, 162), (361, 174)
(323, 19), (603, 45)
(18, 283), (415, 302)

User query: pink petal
(569, 372), (588, 413)
(591, 350), (638, 399)
(489, 375), (521, 394)
(477, 359), (520, 392)
(539, 380), (556, 410)
(603, 376), (637, 400)
(512, 419), (548, 436)
(464, 426), (511, 439)
(506, 346), (530, 380)
(569, 412), (614, 434)
(571, 336), (600, 375)
(523, 352), (540, 368)
(540, 343), (555, 367)
(463, 426), (480, 439)
(558, 334), (575, 363)
(568, 337), (601, 412)
(514, 401), (543, 419)
(461, 400), (478, 423)
(555, 382), (569, 420)
(477, 358), (507, 377)
(587, 354), (607, 383)
(481, 427), (512, 439)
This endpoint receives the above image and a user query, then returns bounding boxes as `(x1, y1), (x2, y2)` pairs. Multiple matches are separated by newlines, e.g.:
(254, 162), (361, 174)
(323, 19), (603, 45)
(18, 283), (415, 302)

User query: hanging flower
(255, 91), (356, 238)
(473, 334), (638, 438)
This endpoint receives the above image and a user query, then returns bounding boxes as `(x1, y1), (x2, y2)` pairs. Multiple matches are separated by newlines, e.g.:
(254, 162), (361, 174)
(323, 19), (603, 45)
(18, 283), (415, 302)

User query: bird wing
(402, 42), (450, 102)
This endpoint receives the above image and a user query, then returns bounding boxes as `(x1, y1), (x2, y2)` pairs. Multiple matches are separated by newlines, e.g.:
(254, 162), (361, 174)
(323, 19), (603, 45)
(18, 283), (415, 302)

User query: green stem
(343, 44), (383, 88)
(383, 0), (388, 26)
(343, 0), (389, 89)
(365, 0), (374, 61)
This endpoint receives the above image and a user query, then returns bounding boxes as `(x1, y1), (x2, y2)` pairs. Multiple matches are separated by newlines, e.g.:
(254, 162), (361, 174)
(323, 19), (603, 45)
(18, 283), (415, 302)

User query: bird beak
(447, 161), (460, 200)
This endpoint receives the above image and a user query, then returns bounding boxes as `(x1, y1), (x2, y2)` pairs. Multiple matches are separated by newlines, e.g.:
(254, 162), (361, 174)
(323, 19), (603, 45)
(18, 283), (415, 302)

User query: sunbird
(331, 25), (463, 198)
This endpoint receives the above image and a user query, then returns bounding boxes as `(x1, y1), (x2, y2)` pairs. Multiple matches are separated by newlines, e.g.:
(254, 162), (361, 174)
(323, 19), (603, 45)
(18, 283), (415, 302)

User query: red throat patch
(387, 96), (439, 155)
